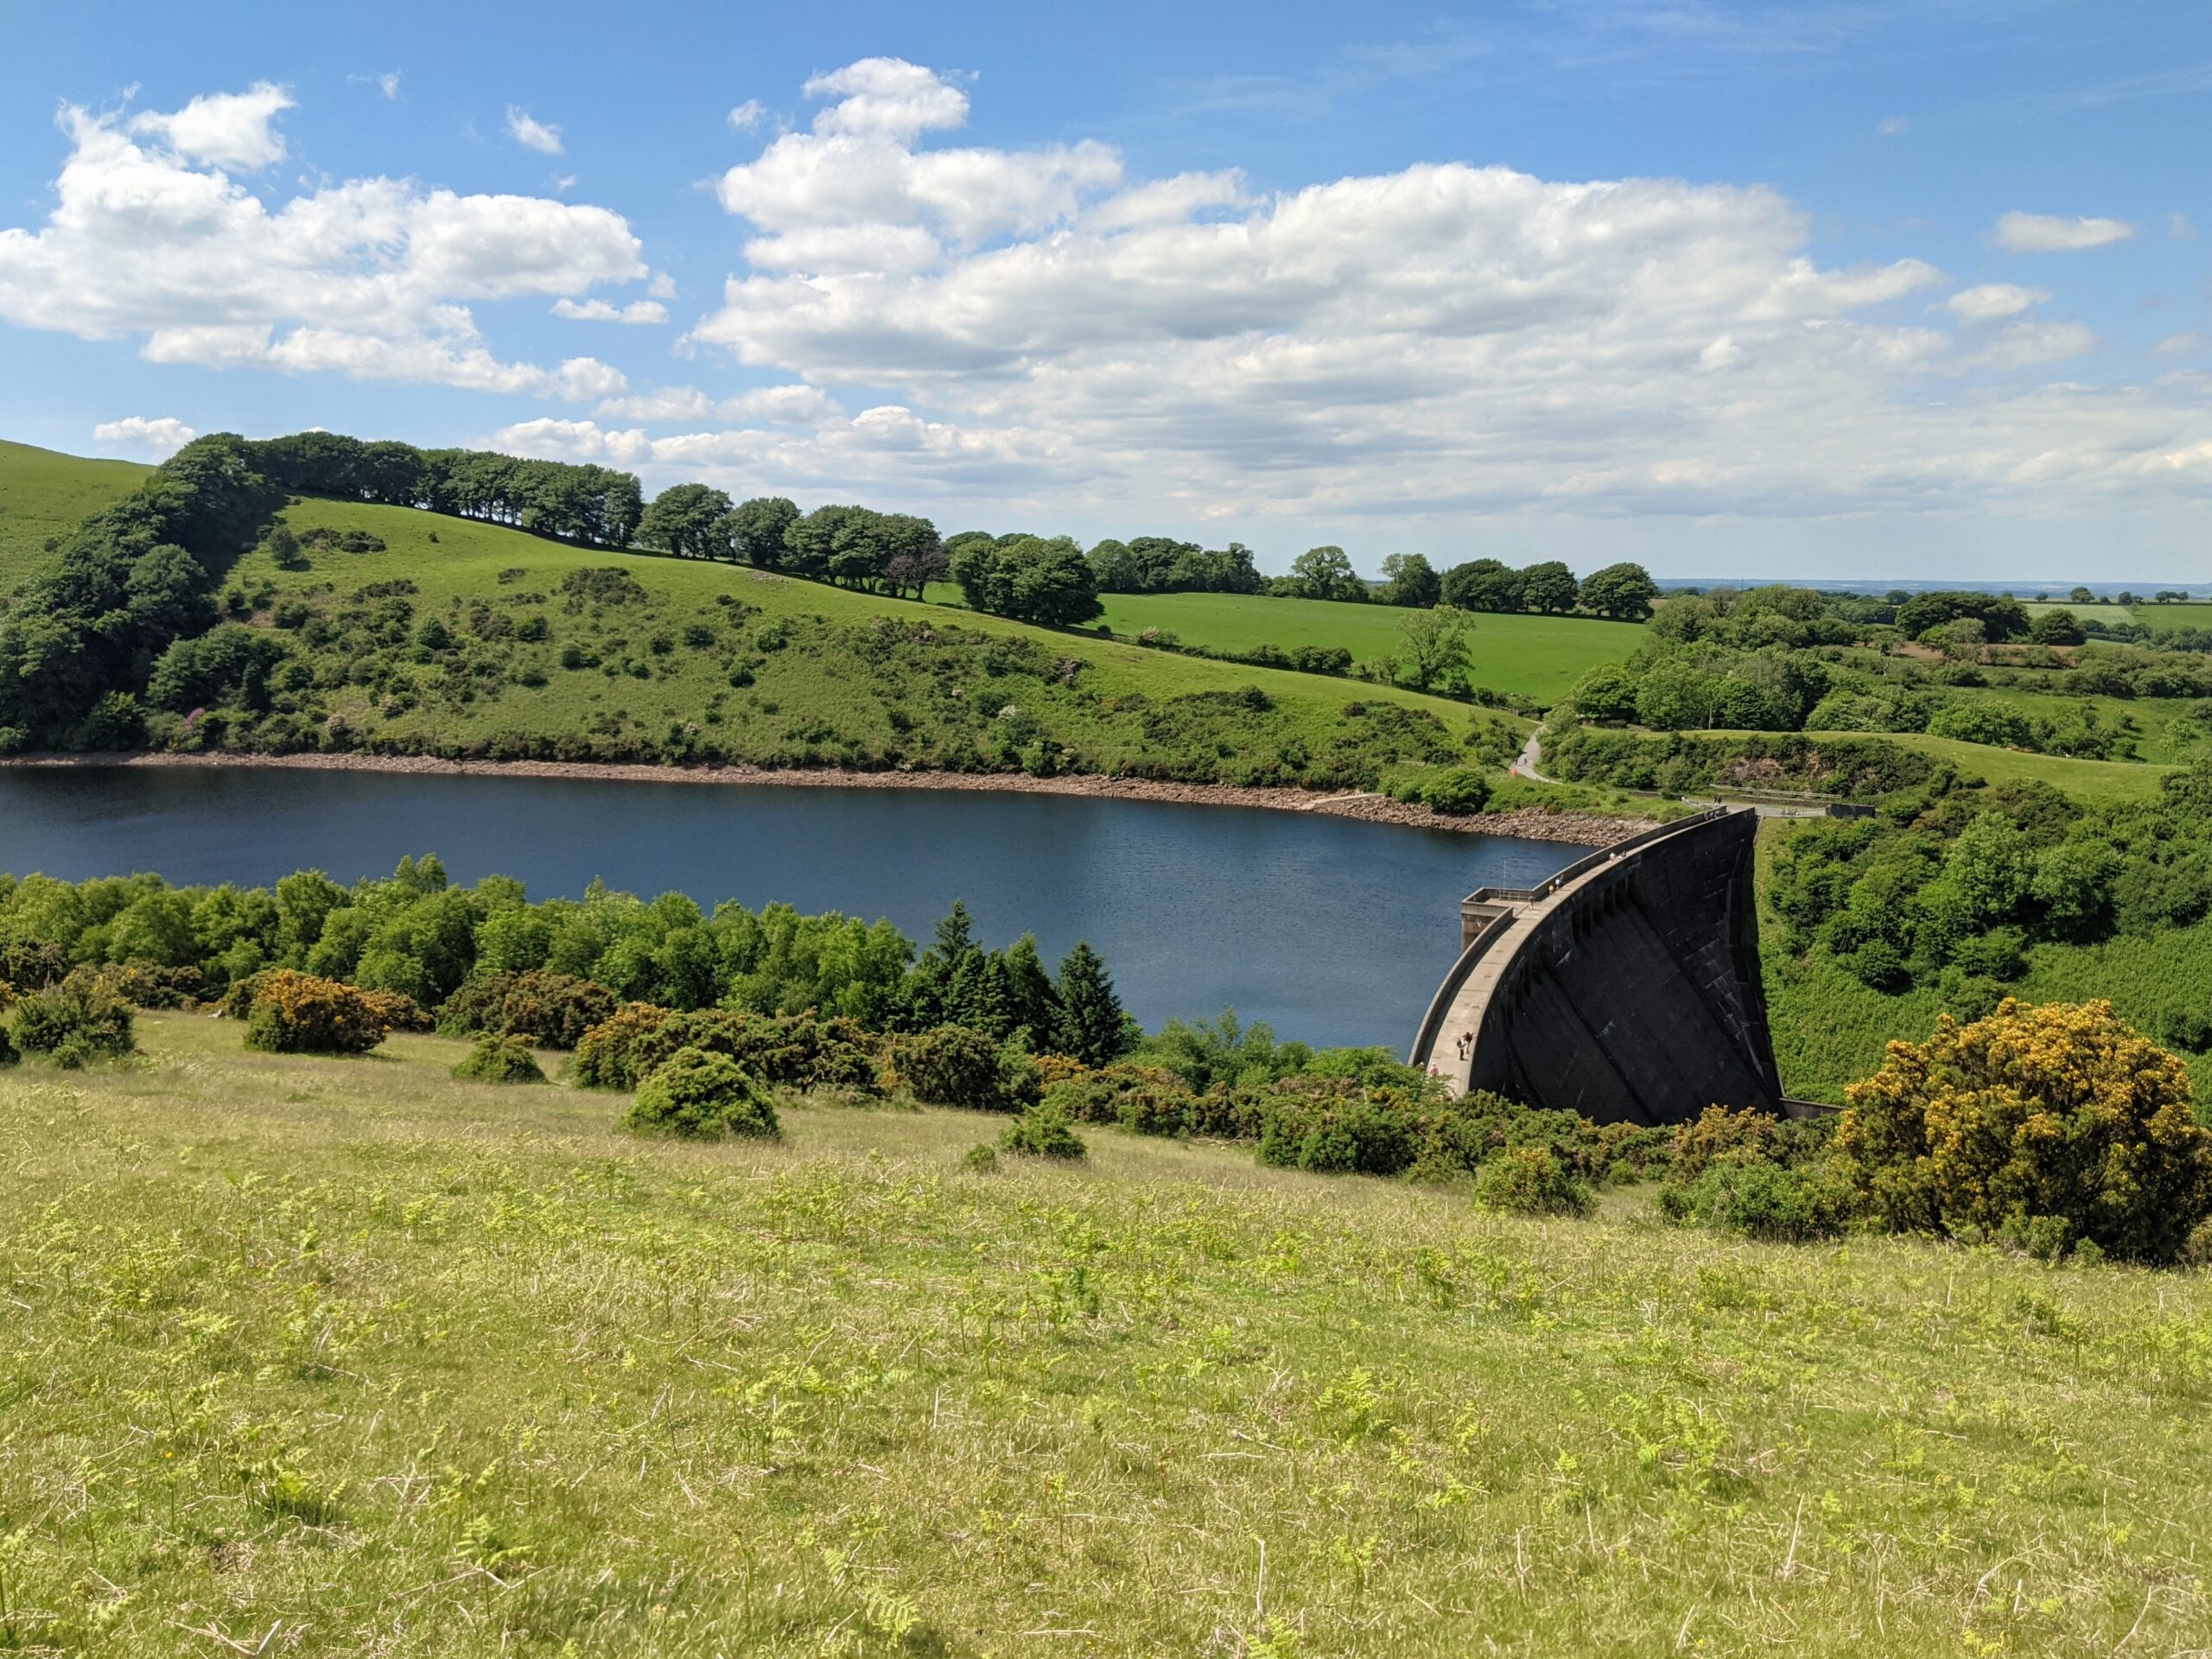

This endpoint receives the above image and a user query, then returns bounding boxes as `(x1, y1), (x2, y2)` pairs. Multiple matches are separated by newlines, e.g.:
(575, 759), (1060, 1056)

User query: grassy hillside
(0, 438), (149, 591)
(1856, 729), (2177, 803)
(1756, 817), (2212, 1103)
(5, 1014), (2209, 1656)
(218, 496), (1532, 789)
(1094, 589), (1643, 702)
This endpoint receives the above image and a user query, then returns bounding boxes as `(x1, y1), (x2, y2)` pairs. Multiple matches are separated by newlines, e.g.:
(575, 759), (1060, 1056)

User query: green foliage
(1471, 1146), (1595, 1218)
(1085, 534), (1263, 596)
(1256, 1090), (1421, 1175)
(570, 1002), (674, 1088)
(949, 533), (1102, 626)
(1578, 563), (1658, 621)
(1667, 1105), (1781, 1185)
(1051, 940), (1139, 1067)
(998, 1101), (1088, 1160)
(438, 969), (617, 1048)
(452, 1034), (547, 1084)
(1419, 766), (1492, 816)
(6, 969), (137, 1067)
(1376, 553), (1440, 608)
(1281, 545), (1367, 604)
(622, 1047), (779, 1140)
(1659, 1157), (1856, 1243)
(890, 1024), (1034, 1111)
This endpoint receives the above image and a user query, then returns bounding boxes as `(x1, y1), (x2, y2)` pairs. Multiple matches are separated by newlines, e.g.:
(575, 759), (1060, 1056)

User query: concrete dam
(1410, 808), (1789, 1124)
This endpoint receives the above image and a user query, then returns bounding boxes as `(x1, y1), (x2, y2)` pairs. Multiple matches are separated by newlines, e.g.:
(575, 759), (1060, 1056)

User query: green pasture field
(2139, 602), (2212, 632)
(2024, 599), (2212, 631)
(1090, 590), (1644, 703)
(2022, 601), (2137, 624)
(0, 437), (150, 592)
(5, 1013), (2210, 1656)
(1962, 683), (2209, 765)
(1839, 728), (2178, 804)
(242, 497), (1528, 784)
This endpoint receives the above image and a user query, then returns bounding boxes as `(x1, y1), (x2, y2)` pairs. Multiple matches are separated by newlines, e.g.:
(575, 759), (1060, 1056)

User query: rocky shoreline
(0, 750), (1646, 847)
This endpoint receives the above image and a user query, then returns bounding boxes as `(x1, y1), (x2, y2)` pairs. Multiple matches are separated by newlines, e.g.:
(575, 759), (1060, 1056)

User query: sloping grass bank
(214, 495), (1534, 792)
(2, 1014), (2208, 1656)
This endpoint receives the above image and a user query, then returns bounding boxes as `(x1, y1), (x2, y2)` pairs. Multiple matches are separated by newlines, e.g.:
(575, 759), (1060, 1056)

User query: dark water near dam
(0, 768), (1580, 1049)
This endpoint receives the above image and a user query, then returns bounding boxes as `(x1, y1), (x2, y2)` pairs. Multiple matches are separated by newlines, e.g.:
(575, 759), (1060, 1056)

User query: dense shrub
(1405, 1090), (1637, 1186)
(1471, 1146), (1595, 1217)
(617, 1009), (885, 1096)
(1256, 1090), (1420, 1176)
(622, 1048), (779, 1140)
(440, 970), (616, 1049)
(1669, 1105), (1781, 1185)
(0, 942), (69, 992)
(889, 1024), (1037, 1111)
(0, 1022), (16, 1068)
(571, 1002), (676, 1088)
(220, 969), (276, 1020)
(998, 1101), (1088, 1160)
(359, 988), (432, 1033)
(1837, 999), (2212, 1263)
(1421, 767), (1492, 816)
(453, 1034), (547, 1084)
(107, 960), (206, 1009)
(6, 969), (137, 1067)
(242, 970), (386, 1056)
(1659, 1158), (1855, 1242)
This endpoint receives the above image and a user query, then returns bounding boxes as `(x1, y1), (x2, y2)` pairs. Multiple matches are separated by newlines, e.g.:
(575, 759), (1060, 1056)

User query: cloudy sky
(3, 1), (2209, 581)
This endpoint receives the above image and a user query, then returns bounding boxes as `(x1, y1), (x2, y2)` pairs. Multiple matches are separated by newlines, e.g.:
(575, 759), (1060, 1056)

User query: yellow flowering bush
(1837, 998), (2212, 1263)
(242, 969), (386, 1056)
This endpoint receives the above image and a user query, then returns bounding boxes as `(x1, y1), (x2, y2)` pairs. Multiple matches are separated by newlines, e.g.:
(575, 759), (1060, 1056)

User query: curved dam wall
(1426, 810), (1784, 1125)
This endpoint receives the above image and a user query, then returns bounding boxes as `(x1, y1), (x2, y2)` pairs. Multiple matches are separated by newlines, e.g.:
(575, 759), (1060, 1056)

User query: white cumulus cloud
(0, 91), (651, 397)
(637, 59), (2212, 522)
(551, 296), (669, 324)
(1943, 283), (2047, 322)
(91, 414), (197, 457)
(128, 81), (294, 169)
(506, 106), (564, 156)
(1995, 212), (2135, 251)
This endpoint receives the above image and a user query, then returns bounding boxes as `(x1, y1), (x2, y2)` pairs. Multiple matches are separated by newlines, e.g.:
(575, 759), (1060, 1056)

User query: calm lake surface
(0, 768), (1579, 1049)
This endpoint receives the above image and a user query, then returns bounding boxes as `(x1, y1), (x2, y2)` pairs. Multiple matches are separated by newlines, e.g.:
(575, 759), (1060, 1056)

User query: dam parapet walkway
(1410, 807), (1790, 1125)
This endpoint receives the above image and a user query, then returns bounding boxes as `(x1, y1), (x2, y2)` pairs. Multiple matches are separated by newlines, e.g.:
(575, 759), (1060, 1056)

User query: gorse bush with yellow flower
(241, 969), (388, 1057)
(1837, 997), (2212, 1263)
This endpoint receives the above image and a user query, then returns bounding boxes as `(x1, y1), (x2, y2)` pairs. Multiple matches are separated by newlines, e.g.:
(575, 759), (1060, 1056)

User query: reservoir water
(0, 767), (1579, 1050)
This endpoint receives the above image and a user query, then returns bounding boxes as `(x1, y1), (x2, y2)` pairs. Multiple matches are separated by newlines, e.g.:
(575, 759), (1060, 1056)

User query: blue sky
(2, 0), (2208, 580)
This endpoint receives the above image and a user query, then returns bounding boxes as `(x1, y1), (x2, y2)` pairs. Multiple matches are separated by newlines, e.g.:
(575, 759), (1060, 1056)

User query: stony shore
(0, 750), (1646, 847)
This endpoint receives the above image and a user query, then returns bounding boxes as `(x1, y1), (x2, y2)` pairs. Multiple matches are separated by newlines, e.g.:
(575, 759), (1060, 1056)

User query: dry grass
(3, 1014), (2209, 1656)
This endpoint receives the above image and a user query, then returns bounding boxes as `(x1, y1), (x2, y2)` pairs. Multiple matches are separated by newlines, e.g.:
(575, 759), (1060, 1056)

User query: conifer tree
(1053, 940), (1138, 1066)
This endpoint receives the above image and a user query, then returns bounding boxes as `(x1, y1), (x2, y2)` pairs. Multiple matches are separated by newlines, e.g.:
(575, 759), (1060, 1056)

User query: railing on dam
(1410, 807), (1735, 1071)
(1457, 808), (1728, 934)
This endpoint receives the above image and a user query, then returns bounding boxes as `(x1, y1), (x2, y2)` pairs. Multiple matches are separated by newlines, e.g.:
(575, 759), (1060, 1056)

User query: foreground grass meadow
(3, 1017), (2210, 1656)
